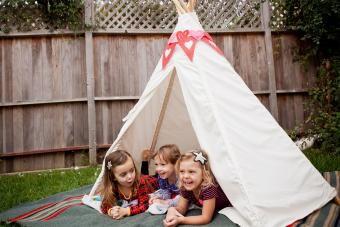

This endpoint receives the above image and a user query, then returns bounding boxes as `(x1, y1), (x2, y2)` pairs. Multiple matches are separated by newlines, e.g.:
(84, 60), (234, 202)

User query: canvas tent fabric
(84, 12), (336, 227)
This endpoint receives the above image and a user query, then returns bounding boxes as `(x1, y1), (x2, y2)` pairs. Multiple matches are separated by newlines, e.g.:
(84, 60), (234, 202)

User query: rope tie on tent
(162, 29), (224, 69)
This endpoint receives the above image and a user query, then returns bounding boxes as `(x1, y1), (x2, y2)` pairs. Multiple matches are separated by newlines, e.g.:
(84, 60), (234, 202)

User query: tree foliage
(0, 0), (85, 33)
(284, 0), (340, 153)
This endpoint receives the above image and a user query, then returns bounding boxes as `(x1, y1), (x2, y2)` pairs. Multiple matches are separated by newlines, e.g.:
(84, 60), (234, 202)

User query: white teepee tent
(85, 2), (336, 226)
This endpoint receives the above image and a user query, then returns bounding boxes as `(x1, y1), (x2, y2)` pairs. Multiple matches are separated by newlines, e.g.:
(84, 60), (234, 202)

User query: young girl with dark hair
(99, 150), (158, 219)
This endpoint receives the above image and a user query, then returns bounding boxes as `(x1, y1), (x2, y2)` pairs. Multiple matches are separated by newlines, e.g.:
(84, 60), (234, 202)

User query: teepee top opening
(172, 0), (196, 15)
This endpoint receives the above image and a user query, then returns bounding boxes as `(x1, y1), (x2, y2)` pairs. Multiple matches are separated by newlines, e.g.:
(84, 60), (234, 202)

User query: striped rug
(289, 171), (340, 227)
(6, 172), (339, 226)
(7, 195), (84, 223)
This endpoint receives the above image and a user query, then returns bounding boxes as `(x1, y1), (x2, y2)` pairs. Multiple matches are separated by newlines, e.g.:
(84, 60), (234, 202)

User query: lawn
(0, 166), (101, 213)
(303, 148), (340, 172)
(0, 149), (339, 216)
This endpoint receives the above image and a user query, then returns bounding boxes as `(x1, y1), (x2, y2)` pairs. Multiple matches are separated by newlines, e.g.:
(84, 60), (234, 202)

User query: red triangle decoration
(162, 30), (224, 69)
(162, 43), (176, 69)
(176, 30), (197, 61)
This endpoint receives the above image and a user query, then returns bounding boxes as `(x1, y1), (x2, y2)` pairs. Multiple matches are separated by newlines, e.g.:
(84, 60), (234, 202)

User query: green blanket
(0, 184), (235, 227)
(1, 172), (339, 227)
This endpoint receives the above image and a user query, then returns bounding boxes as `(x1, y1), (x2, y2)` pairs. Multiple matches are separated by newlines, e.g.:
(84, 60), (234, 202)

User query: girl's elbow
(172, 206), (184, 215)
(201, 215), (213, 224)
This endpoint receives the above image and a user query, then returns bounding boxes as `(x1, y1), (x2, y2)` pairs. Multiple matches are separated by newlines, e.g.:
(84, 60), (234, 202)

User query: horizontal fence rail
(0, 90), (308, 107)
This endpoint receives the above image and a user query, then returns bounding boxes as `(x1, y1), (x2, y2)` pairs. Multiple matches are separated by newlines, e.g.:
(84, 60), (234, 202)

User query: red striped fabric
(8, 195), (84, 223)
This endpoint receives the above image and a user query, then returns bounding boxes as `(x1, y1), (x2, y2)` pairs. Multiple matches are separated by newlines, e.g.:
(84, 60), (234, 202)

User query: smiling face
(179, 159), (203, 192)
(154, 154), (176, 180)
(112, 157), (136, 188)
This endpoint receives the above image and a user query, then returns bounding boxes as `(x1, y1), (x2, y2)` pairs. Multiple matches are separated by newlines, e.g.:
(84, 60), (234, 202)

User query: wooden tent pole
(172, 0), (186, 14)
(187, 0), (196, 12)
(150, 69), (176, 152)
(172, 0), (195, 15)
(177, 0), (190, 13)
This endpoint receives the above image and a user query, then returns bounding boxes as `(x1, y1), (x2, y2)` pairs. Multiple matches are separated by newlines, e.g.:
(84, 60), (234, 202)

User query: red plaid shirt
(101, 175), (158, 216)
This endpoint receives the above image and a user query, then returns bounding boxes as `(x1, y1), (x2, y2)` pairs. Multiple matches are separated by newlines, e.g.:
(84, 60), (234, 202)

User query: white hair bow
(107, 160), (112, 170)
(193, 151), (207, 165)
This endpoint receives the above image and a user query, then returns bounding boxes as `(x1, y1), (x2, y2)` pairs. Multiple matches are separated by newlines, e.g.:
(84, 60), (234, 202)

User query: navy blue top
(158, 175), (180, 196)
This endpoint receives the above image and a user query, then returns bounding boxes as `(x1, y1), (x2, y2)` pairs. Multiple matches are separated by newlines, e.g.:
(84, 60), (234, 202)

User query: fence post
(85, 0), (97, 165)
(261, 0), (279, 120)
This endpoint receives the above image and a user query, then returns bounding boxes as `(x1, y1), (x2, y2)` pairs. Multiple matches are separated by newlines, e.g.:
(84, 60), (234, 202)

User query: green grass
(0, 166), (101, 213)
(303, 148), (340, 172)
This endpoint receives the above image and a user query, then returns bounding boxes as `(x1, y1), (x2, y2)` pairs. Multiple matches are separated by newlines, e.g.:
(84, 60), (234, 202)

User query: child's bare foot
(142, 149), (151, 161)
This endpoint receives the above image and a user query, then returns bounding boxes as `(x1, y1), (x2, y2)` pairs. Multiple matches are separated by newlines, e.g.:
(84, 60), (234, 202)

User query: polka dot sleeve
(200, 185), (218, 201)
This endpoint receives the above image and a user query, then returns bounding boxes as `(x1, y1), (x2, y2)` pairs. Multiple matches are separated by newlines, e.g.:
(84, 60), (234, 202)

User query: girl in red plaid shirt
(99, 150), (158, 219)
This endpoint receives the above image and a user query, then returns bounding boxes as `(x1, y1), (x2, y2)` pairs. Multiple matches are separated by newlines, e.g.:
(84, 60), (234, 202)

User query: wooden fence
(0, 1), (315, 173)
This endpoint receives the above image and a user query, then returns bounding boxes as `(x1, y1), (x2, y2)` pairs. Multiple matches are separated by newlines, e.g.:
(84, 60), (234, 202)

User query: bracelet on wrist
(108, 208), (113, 216)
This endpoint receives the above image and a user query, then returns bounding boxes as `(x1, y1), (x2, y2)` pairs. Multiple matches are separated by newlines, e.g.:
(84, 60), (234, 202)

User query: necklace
(118, 187), (132, 200)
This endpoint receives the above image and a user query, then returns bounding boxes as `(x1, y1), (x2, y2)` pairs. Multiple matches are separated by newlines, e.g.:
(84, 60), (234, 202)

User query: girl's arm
(165, 196), (188, 223)
(100, 200), (111, 215)
(130, 175), (159, 215)
(165, 198), (216, 226)
(152, 194), (180, 206)
(173, 196), (188, 214)
(141, 160), (149, 175)
(179, 198), (216, 225)
(141, 149), (151, 175)
(168, 194), (180, 207)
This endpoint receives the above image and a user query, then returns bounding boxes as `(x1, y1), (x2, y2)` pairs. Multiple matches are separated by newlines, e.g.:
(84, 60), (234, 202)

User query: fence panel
(273, 34), (315, 129)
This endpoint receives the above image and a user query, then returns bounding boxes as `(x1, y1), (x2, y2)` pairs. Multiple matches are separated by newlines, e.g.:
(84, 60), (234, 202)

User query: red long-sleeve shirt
(101, 175), (158, 216)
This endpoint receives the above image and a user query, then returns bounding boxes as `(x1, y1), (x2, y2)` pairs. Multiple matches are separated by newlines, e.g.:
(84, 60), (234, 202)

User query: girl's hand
(142, 149), (151, 161)
(165, 207), (180, 218)
(163, 207), (183, 226)
(163, 215), (183, 227)
(148, 195), (159, 204)
(111, 206), (129, 220)
(152, 198), (169, 205)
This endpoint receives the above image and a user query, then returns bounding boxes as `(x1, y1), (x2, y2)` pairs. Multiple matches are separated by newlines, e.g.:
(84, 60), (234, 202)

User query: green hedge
(0, 0), (85, 33)
(283, 0), (340, 154)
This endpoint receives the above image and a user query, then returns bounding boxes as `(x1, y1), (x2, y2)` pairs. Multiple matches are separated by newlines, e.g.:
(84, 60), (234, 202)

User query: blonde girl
(149, 144), (181, 207)
(99, 150), (158, 219)
(163, 149), (231, 226)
